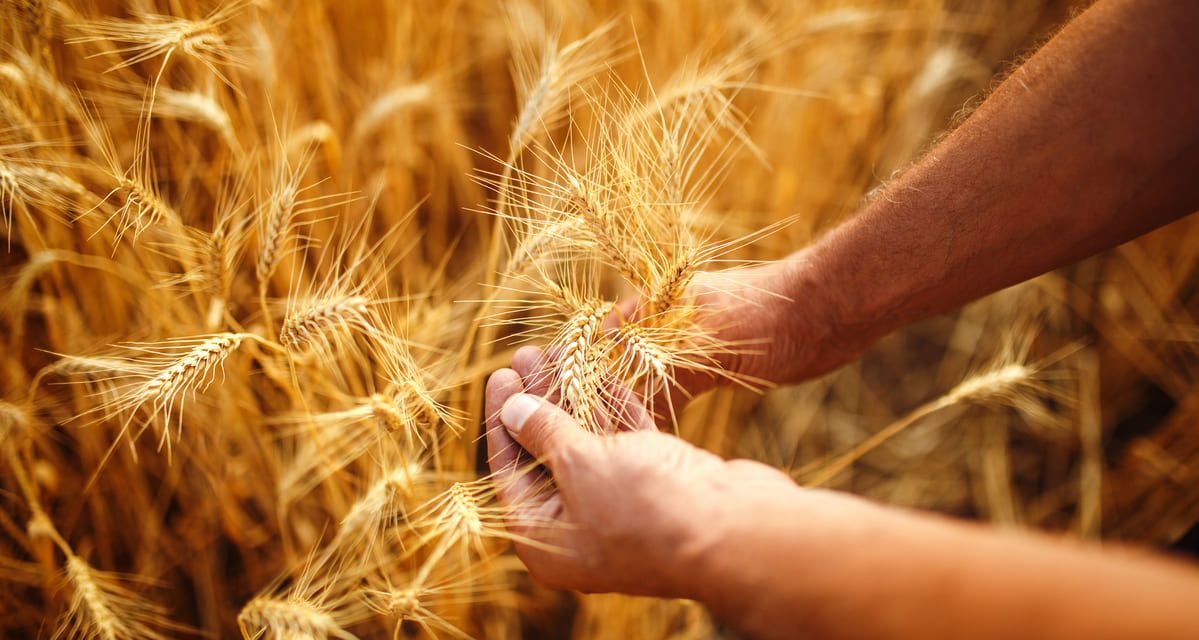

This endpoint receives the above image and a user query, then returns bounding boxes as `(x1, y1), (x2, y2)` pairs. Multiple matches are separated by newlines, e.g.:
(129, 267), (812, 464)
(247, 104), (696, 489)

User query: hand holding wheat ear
(488, 352), (1199, 640)
(615, 260), (868, 413)
(484, 346), (795, 596)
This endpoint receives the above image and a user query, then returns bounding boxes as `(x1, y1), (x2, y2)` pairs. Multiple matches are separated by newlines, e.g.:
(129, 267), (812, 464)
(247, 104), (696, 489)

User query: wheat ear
(805, 344), (1074, 486)
(88, 333), (255, 464)
(279, 296), (374, 352)
(237, 597), (358, 640)
(60, 555), (173, 640)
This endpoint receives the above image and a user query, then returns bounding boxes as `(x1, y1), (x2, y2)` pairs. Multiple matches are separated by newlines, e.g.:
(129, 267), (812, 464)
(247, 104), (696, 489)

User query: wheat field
(4, 0), (1199, 638)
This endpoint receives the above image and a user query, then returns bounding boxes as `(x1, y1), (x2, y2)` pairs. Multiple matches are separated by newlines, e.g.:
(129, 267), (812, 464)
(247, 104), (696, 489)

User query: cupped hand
(485, 346), (796, 597)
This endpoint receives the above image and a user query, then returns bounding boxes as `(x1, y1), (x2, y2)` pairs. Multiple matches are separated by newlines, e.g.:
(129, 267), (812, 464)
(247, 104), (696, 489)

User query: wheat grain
(646, 247), (697, 316)
(237, 597), (357, 640)
(60, 555), (171, 640)
(83, 333), (253, 459)
(66, 0), (247, 83)
(506, 20), (619, 159)
(279, 296), (373, 352)
(554, 300), (614, 431)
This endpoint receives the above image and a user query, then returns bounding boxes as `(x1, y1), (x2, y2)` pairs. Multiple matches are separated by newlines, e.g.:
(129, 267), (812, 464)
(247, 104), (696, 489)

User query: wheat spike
(83, 333), (253, 460)
(406, 478), (524, 570)
(255, 152), (307, 298)
(804, 336), (1077, 486)
(614, 324), (671, 383)
(78, 102), (180, 241)
(148, 87), (239, 151)
(504, 219), (572, 276)
(361, 578), (481, 640)
(553, 300), (615, 431)
(566, 172), (645, 288)
(136, 333), (248, 415)
(237, 596), (358, 640)
(116, 176), (177, 234)
(646, 247), (698, 317)
(506, 19), (619, 158)
(332, 461), (430, 550)
(279, 296), (374, 352)
(0, 153), (90, 235)
(66, 0), (247, 84)
(275, 395), (427, 505)
(351, 81), (434, 146)
(59, 555), (172, 640)
(254, 143), (357, 303)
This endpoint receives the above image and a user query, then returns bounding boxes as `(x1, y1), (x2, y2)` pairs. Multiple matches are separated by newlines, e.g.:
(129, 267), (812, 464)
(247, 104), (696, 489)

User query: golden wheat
(2, 2), (1165, 639)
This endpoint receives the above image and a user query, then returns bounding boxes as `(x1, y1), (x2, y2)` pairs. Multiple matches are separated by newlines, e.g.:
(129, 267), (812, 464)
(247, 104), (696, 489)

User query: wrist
(684, 485), (908, 639)
(672, 467), (819, 612)
(680, 481), (806, 632)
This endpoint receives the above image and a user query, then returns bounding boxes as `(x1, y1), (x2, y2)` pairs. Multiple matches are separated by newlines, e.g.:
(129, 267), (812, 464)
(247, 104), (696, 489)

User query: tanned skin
(486, 1), (1199, 638)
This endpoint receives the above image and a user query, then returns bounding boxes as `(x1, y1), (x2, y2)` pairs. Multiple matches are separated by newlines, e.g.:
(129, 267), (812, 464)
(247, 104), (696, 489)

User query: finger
(601, 296), (637, 331)
(486, 369), (545, 504)
(485, 368), (525, 472)
(500, 393), (596, 470)
(605, 379), (656, 432)
(581, 369), (656, 433)
(513, 345), (558, 400)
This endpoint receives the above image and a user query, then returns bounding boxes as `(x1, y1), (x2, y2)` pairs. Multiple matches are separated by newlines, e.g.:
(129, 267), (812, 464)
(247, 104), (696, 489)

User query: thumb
(500, 393), (595, 468)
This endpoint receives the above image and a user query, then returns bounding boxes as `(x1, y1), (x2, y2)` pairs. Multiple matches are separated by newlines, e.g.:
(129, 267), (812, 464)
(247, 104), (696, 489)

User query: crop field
(4, 1), (1199, 638)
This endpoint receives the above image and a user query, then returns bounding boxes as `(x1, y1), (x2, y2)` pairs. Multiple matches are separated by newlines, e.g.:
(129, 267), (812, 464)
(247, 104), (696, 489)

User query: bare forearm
(686, 485), (1199, 640)
(776, 0), (1199, 366)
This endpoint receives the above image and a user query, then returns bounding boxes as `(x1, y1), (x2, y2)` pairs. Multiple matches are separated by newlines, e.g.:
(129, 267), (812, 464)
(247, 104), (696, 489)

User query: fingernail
(501, 394), (539, 436)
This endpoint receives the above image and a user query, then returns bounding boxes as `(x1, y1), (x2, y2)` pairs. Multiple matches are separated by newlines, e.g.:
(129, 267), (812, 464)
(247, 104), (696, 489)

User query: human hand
(618, 258), (865, 409)
(485, 346), (796, 596)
